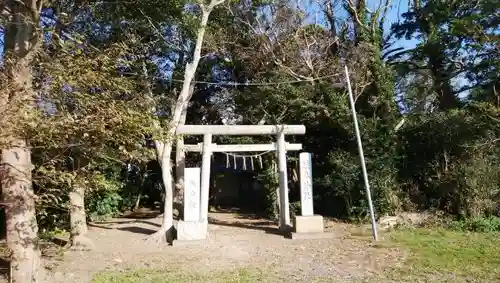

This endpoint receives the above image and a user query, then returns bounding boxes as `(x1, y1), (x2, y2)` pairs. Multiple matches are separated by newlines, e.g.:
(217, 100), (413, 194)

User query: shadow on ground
(117, 226), (157, 235)
(91, 220), (161, 228)
(119, 208), (163, 219)
(87, 219), (161, 236)
(210, 207), (269, 219)
(208, 217), (284, 236)
(85, 209), (286, 237)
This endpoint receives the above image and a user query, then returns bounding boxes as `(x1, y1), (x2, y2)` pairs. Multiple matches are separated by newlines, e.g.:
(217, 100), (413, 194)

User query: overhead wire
(117, 71), (342, 87)
(2, 6), (345, 87)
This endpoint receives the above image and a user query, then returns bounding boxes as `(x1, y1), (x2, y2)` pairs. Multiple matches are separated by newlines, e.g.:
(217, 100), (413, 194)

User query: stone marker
(184, 167), (201, 222)
(299, 152), (314, 216)
(290, 152), (331, 240)
(176, 167), (207, 244)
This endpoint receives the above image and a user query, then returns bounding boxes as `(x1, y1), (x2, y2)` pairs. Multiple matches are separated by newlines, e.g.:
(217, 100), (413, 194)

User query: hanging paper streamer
(220, 150), (273, 172)
(292, 168), (298, 182)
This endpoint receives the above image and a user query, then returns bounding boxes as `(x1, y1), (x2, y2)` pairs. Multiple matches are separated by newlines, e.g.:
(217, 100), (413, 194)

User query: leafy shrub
(398, 104), (500, 218)
(257, 161), (280, 220)
(86, 190), (123, 221)
(289, 201), (301, 218)
(85, 174), (124, 221)
(450, 216), (500, 232)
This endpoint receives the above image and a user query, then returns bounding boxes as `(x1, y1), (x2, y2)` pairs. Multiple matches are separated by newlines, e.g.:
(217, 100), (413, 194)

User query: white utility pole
(344, 66), (379, 241)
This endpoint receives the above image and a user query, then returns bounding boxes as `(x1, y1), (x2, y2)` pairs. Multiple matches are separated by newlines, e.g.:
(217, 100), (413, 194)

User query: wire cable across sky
(118, 71), (343, 87)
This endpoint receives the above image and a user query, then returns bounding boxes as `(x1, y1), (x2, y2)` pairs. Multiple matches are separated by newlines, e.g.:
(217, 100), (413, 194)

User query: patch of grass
(91, 267), (275, 283)
(387, 228), (500, 282)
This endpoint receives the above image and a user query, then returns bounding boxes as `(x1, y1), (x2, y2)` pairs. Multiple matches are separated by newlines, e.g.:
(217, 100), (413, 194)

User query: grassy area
(387, 228), (500, 282)
(91, 267), (275, 283)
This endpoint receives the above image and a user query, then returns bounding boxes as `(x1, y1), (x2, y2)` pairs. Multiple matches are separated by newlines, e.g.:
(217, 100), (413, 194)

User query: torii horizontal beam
(183, 142), (302, 152)
(176, 125), (306, 135)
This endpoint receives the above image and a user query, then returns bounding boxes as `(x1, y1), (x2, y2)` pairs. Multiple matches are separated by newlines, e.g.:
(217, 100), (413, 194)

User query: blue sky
(302, 0), (417, 50)
(382, 0), (418, 49)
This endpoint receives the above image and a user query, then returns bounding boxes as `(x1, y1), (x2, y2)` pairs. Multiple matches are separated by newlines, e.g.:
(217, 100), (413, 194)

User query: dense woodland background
(0, 0), (499, 280)
(1, 0), (499, 228)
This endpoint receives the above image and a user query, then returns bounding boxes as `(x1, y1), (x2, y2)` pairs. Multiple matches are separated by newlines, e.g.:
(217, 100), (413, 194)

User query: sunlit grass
(91, 267), (276, 283)
(386, 228), (500, 282)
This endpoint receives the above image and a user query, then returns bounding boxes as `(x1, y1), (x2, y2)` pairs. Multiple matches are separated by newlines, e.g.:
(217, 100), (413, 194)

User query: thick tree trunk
(1, 1), (44, 282)
(68, 185), (94, 251)
(1, 142), (44, 283)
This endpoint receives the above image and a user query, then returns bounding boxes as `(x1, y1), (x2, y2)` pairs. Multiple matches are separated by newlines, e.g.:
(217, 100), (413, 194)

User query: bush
(86, 189), (123, 221)
(397, 105), (500, 218)
(311, 102), (500, 222)
(313, 115), (401, 220)
(257, 161), (280, 220)
(85, 174), (124, 221)
(289, 201), (301, 218)
(451, 216), (500, 232)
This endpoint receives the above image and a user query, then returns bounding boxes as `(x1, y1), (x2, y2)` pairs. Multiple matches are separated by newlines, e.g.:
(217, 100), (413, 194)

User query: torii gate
(174, 125), (305, 242)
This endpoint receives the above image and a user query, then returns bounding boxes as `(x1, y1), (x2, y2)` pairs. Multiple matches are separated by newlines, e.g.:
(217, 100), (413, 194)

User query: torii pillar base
(173, 220), (208, 246)
(288, 215), (335, 240)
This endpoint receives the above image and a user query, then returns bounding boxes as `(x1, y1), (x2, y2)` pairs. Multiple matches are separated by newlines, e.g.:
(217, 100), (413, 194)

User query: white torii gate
(177, 125), (306, 230)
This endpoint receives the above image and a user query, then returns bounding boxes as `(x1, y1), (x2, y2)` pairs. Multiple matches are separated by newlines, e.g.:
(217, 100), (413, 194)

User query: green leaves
(390, 0), (499, 111)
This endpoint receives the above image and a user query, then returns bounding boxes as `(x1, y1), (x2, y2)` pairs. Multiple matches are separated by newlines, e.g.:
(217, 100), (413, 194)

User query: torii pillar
(174, 125), (306, 244)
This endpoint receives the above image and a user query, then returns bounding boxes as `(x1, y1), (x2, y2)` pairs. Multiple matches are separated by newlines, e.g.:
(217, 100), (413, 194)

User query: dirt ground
(3, 210), (406, 282)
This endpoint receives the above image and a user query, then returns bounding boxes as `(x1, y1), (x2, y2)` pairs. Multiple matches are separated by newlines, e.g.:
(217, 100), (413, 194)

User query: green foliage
(397, 104), (500, 217)
(84, 173), (124, 220)
(256, 160), (280, 220)
(389, 0), (499, 111)
(450, 217), (500, 233)
(289, 201), (301, 219)
(86, 190), (123, 221)
(36, 204), (69, 233)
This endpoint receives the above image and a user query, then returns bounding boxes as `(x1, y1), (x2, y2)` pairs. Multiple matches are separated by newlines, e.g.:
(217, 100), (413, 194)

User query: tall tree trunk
(67, 184), (94, 250)
(354, 0), (367, 44)
(324, 0), (339, 55)
(1, 143), (43, 283)
(147, 0), (225, 244)
(429, 55), (458, 110)
(172, 37), (189, 220)
(152, 140), (175, 243)
(1, 1), (44, 282)
(174, 104), (188, 220)
(418, 9), (458, 111)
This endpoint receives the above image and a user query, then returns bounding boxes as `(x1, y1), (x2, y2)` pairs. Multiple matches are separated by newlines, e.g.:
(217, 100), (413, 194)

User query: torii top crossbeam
(176, 125), (306, 135)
